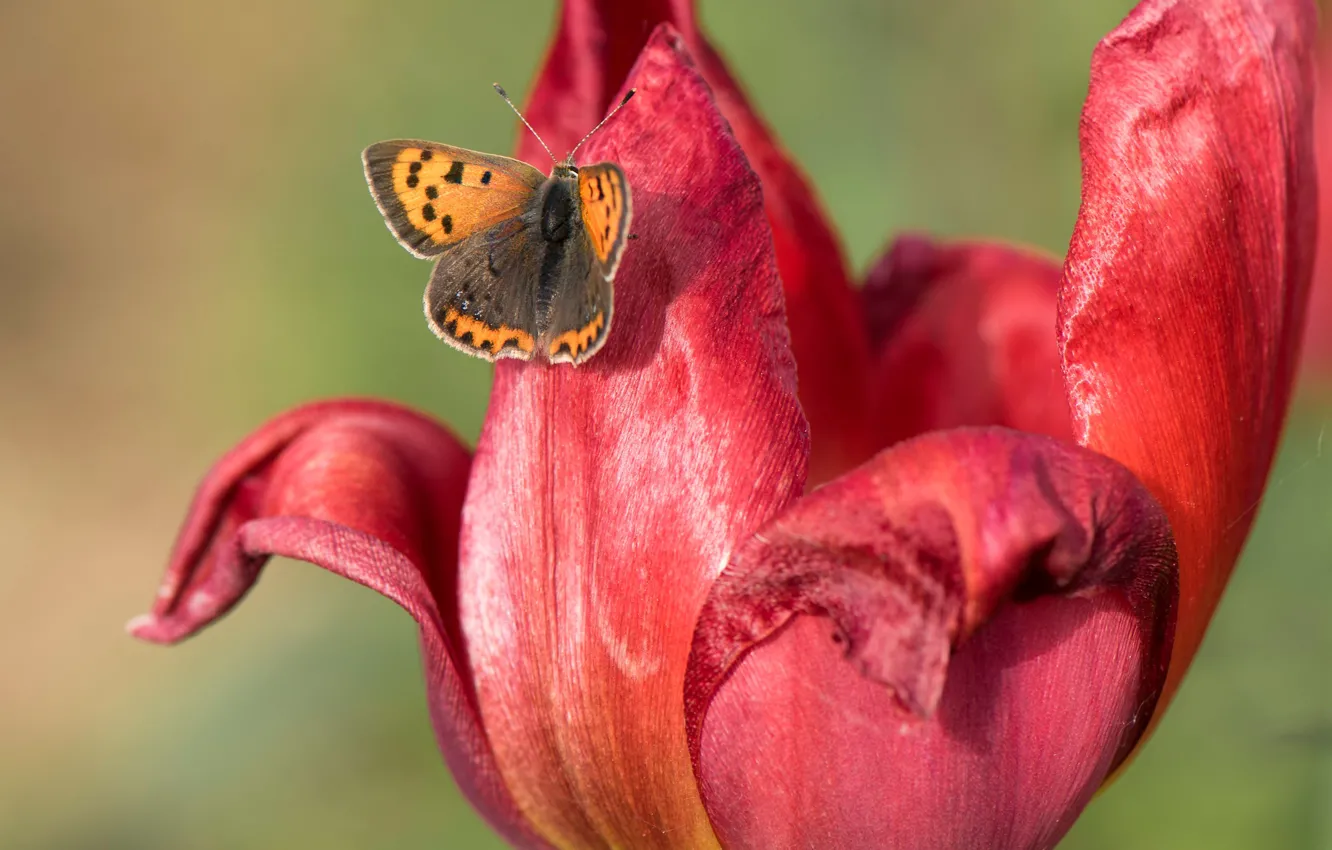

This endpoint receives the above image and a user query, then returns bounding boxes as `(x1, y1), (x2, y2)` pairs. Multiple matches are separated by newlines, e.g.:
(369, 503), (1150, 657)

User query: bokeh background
(2, 0), (1330, 847)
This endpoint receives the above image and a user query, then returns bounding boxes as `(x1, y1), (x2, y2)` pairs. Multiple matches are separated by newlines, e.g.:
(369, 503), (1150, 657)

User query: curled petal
(129, 401), (549, 849)
(523, 0), (872, 480)
(686, 428), (1177, 849)
(1059, 0), (1318, 718)
(863, 236), (1072, 446)
(460, 28), (808, 850)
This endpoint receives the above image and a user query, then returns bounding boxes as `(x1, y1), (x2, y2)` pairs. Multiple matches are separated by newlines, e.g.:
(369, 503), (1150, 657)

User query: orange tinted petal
(460, 30), (807, 849)
(1060, 0), (1317, 724)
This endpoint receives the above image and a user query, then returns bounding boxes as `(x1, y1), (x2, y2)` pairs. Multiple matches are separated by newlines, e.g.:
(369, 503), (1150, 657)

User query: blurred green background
(1, 0), (1329, 847)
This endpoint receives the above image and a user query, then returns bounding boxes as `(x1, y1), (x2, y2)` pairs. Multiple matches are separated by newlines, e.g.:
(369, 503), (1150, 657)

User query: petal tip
(126, 612), (176, 644)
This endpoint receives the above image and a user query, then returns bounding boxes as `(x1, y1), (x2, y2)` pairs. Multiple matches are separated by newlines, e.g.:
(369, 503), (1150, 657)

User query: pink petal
(1059, 0), (1318, 719)
(522, 0), (872, 481)
(862, 235), (1072, 446)
(461, 28), (807, 849)
(687, 428), (1177, 849)
(129, 400), (549, 849)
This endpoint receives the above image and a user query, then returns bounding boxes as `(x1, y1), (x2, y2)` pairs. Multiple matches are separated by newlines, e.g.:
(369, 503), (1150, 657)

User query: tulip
(1307, 40), (1332, 382)
(132, 0), (1317, 847)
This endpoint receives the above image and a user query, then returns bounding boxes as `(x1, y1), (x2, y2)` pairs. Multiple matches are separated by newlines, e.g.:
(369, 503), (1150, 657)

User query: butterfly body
(363, 142), (631, 365)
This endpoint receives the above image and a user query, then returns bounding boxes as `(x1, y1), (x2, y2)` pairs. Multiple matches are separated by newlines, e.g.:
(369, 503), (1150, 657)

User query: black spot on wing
(444, 161), (465, 184)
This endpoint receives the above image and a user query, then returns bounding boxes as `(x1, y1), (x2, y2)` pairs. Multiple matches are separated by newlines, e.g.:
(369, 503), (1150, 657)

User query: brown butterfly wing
(539, 165), (628, 365)
(424, 212), (546, 361)
(541, 243), (613, 365)
(363, 140), (544, 258)
(535, 163), (630, 364)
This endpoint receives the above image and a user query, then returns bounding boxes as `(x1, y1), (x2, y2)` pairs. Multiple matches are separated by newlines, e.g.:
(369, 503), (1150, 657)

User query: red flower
(1306, 40), (1332, 383)
(132, 1), (1316, 847)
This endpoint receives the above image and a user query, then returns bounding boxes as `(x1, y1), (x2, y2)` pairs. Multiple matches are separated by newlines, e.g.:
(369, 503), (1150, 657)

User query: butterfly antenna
(493, 83), (557, 165)
(567, 89), (636, 162)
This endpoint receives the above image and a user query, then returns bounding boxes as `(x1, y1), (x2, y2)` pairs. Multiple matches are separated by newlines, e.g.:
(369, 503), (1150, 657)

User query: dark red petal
(1305, 41), (1332, 382)
(521, 0), (693, 160)
(686, 428), (1177, 849)
(690, 38), (873, 480)
(129, 400), (549, 850)
(1307, 261), (1332, 381)
(1059, 0), (1318, 721)
(522, 0), (872, 482)
(461, 28), (807, 849)
(862, 235), (1072, 446)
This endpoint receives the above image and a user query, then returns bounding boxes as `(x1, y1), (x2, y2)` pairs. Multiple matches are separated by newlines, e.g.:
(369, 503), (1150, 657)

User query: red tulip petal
(128, 400), (549, 850)
(522, 0), (692, 159)
(862, 235), (1072, 446)
(461, 28), (807, 850)
(1307, 261), (1332, 380)
(691, 40), (873, 480)
(686, 428), (1177, 849)
(523, 0), (872, 481)
(1305, 43), (1332, 381)
(1059, 0), (1318, 720)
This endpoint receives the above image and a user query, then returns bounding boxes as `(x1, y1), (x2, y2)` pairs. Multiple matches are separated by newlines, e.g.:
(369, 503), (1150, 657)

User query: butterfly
(363, 85), (634, 365)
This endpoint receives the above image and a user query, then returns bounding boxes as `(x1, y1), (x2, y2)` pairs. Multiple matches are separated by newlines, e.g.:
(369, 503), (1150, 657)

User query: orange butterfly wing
(363, 141), (544, 258)
(577, 163), (632, 278)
